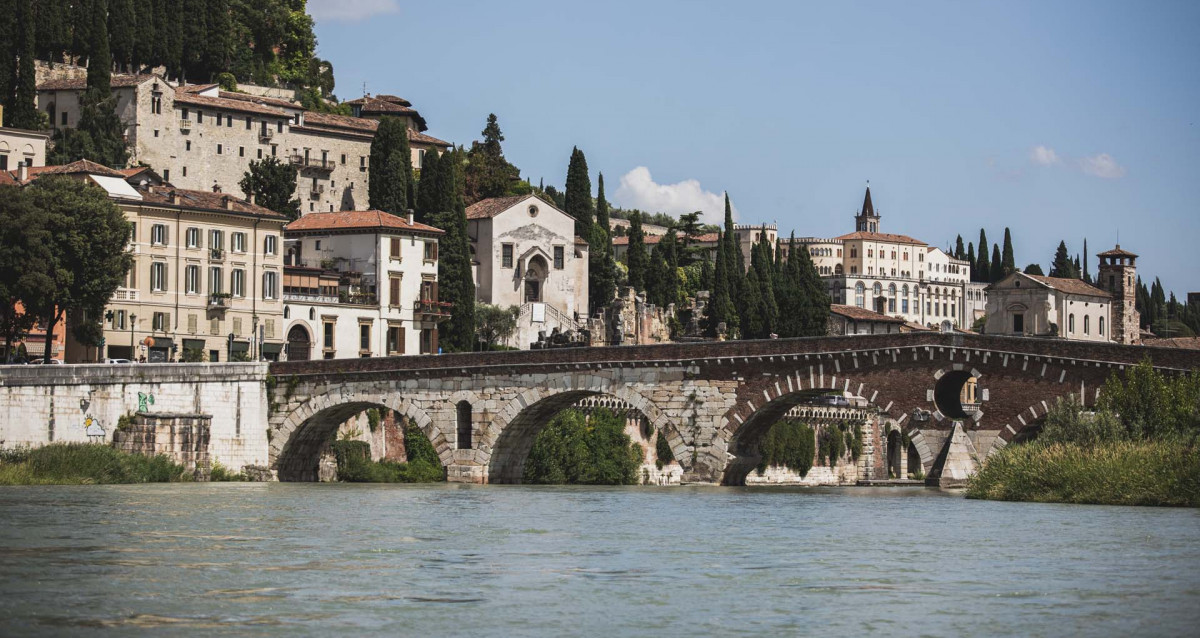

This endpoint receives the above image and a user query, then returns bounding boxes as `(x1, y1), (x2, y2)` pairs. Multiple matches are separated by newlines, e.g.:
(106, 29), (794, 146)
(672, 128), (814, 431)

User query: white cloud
(308, 0), (398, 22)
(1029, 145), (1060, 166)
(1079, 153), (1126, 179)
(613, 167), (734, 225)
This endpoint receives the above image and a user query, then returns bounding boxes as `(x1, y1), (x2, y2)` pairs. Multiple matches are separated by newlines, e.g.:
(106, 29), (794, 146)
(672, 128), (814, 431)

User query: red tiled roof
(1097, 245), (1138, 258)
(575, 236), (590, 246)
(409, 130), (451, 147)
(136, 185), (287, 218)
(284, 210), (444, 234)
(301, 111), (378, 133)
(834, 231), (926, 245)
(1144, 336), (1200, 350)
(174, 93), (290, 118)
(612, 232), (718, 246)
(177, 83), (218, 94)
(37, 73), (159, 91)
(465, 195), (550, 220)
(1024, 274), (1111, 298)
(13, 159), (125, 184)
(219, 91), (303, 111)
(0, 171), (17, 187)
(830, 304), (907, 324)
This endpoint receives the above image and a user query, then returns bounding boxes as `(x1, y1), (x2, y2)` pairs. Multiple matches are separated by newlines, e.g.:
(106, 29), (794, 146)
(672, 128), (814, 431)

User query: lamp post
(130, 314), (137, 360)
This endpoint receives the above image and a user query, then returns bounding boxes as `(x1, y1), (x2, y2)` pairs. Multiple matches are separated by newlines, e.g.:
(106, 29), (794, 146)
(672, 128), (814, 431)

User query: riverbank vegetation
(0, 443), (191, 485)
(330, 420), (445, 483)
(967, 362), (1200, 507)
(523, 409), (642, 485)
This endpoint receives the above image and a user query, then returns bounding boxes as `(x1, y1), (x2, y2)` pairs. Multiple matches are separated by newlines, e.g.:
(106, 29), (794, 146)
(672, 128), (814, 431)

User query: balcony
(210, 248), (225, 262)
(415, 299), (453, 318)
(112, 288), (139, 301)
(208, 294), (230, 309)
(259, 128), (274, 141)
(290, 155), (335, 173)
(309, 185), (326, 199)
(283, 292), (339, 304)
(178, 119), (191, 132)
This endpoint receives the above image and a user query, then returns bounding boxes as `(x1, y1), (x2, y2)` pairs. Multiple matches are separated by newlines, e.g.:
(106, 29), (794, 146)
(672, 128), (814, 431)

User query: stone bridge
(267, 333), (1200, 484)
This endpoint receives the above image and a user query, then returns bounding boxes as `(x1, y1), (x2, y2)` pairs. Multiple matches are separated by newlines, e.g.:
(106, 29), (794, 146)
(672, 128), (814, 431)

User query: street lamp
(130, 314), (137, 360)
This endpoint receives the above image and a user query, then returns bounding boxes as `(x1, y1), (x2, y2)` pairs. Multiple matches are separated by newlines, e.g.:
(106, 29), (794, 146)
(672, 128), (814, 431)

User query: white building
(798, 185), (983, 330)
(984, 272), (1113, 342)
(0, 122), (49, 171)
(282, 210), (446, 359)
(465, 194), (590, 348)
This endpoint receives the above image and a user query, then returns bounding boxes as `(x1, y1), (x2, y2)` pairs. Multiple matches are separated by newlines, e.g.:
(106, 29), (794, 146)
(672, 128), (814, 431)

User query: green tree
(989, 244), (1003, 283)
(239, 156), (300, 220)
(1024, 263), (1045, 276)
(86, 0), (112, 96)
(1049, 240), (1076, 278)
(1001, 227), (1016, 278)
(706, 228), (737, 337)
(563, 146), (593, 238)
(588, 173), (616, 310)
(0, 187), (52, 361)
(777, 233), (830, 337)
(954, 235), (965, 260)
(975, 229), (990, 283)
(429, 148), (475, 352)
(474, 303), (519, 350)
(1083, 238), (1090, 283)
(463, 113), (519, 204)
(523, 409), (641, 485)
(626, 211), (648, 292)
(647, 229), (680, 308)
(108, 0), (135, 70)
(5, 0), (41, 130)
(368, 116), (412, 214)
(23, 176), (133, 362)
(676, 211), (705, 267)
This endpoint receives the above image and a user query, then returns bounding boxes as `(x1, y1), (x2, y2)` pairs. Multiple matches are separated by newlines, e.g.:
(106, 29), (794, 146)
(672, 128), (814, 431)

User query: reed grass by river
(0, 443), (191, 485)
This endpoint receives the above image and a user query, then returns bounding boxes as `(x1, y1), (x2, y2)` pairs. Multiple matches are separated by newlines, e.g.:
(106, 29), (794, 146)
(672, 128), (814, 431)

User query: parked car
(106, 358), (132, 364)
(29, 358), (64, 365)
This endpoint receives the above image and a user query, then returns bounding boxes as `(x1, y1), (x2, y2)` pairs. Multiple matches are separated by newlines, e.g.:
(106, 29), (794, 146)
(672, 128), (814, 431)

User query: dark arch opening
(934, 370), (974, 420)
(488, 390), (656, 484)
(287, 324), (311, 361)
(887, 430), (903, 479)
(907, 441), (922, 476)
(277, 401), (443, 481)
(456, 401), (472, 450)
(722, 389), (863, 485)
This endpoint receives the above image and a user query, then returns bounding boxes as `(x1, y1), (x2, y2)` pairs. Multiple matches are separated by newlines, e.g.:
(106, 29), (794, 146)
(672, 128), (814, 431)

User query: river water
(1, 484), (1197, 637)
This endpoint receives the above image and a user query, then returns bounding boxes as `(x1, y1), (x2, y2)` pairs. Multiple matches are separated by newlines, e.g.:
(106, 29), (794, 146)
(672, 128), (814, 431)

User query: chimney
(170, 190), (181, 205)
(248, 192), (256, 206)
(406, 208), (414, 225)
(18, 163), (28, 183)
(223, 195), (234, 210)
(212, 182), (222, 193)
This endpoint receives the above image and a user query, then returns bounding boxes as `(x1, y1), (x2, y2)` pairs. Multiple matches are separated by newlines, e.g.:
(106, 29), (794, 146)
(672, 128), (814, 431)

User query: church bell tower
(1097, 244), (1140, 344)
(855, 182), (880, 233)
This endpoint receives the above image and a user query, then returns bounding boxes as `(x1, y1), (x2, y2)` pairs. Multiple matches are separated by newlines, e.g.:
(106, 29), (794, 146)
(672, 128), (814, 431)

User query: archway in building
(934, 370), (975, 420)
(287, 324), (312, 361)
(524, 255), (548, 303)
(907, 441), (922, 477)
(886, 430), (903, 479)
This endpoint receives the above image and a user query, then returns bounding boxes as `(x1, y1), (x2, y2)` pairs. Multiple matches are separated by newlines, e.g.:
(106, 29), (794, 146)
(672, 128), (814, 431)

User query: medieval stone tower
(855, 183), (881, 233)
(1097, 245), (1140, 344)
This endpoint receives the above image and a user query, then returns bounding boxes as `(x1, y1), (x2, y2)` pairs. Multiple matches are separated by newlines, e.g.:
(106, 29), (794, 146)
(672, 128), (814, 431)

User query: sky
(308, 0), (1200, 296)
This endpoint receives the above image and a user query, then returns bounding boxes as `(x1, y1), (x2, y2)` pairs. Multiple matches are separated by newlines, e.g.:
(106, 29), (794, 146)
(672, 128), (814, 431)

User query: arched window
(855, 282), (865, 308)
(1069, 314), (1075, 333)
(1099, 316), (1105, 336)
(873, 282), (882, 296)
(887, 284), (897, 312)
(308, 308), (315, 320)
(456, 401), (472, 449)
(1084, 315), (1090, 335)
(901, 285), (910, 313)
(284, 306), (290, 319)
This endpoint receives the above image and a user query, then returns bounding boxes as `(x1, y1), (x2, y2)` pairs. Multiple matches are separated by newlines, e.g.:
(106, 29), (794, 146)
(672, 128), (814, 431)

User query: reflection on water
(1, 484), (1198, 637)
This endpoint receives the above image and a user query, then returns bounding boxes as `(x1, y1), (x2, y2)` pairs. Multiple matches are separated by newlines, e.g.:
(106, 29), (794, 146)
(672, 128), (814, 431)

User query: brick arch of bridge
(483, 379), (676, 484)
(715, 370), (927, 485)
(272, 390), (446, 482)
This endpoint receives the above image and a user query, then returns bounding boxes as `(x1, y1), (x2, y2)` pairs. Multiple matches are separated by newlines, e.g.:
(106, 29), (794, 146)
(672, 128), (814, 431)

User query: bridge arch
(273, 390), (447, 481)
(483, 377), (674, 484)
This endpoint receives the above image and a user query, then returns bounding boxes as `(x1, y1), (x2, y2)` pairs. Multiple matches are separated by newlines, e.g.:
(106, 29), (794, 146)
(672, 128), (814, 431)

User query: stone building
(798, 185), (981, 329)
(1096, 245), (1140, 345)
(984, 272), (1113, 342)
(281, 210), (445, 359)
(612, 231), (719, 264)
(588, 287), (674, 346)
(0, 120), (49, 171)
(827, 304), (907, 336)
(35, 76), (451, 214)
(3, 159), (290, 363)
(465, 194), (590, 348)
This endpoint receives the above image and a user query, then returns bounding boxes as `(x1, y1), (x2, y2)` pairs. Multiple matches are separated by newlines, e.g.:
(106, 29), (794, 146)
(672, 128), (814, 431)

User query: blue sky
(309, 0), (1200, 295)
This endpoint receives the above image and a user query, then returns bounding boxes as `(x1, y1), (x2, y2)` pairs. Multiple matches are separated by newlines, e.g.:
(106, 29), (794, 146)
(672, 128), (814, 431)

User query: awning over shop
(148, 337), (174, 350)
(182, 339), (206, 351)
(260, 342), (283, 355)
(231, 340), (250, 353)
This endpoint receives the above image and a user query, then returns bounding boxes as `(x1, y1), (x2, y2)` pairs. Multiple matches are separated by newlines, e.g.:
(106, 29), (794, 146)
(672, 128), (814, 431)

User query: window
(246, 117), (252, 130)
(232, 232), (246, 253)
(61, 111), (68, 126)
(323, 322), (334, 349)
(1099, 316), (1105, 336)
(390, 276), (402, 307)
(185, 265), (199, 294)
(182, 166), (187, 177)
(264, 235), (277, 255)
(888, 284), (896, 312)
(112, 310), (126, 330)
(341, 154), (346, 165)
(209, 230), (224, 251)
(360, 324), (371, 352)
(186, 227), (200, 248)
(257, 149), (263, 159)
(314, 240), (321, 250)
(263, 271), (278, 299)
(226, 115), (232, 128)
(277, 121), (283, 133)
(163, 169), (169, 182)
(239, 147), (244, 157)
(209, 266), (223, 294)
(154, 129), (159, 137)
(424, 241), (437, 261)
(197, 111), (203, 124)
(554, 246), (564, 269)
(502, 244), (513, 268)
(150, 224), (168, 246)
(1084, 315), (1090, 335)
(185, 140), (192, 151)
(390, 237), (401, 259)
(217, 144), (223, 155)
(1069, 314), (1075, 334)
(231, 269), (245, 297)
(456, 401), (472, 449)
(387, 325), (405, 354)
(153, 312), (166, 331)
(360, 156), (366, 169)
(150, 262), (168, 291)
(417, 149), (426, 168)
(854, 282), (865, 308)
(1013, 313), (1024, 334)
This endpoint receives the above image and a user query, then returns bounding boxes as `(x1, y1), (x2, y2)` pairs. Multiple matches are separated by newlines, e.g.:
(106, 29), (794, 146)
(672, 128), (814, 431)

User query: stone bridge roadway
(267, 333), (1200, 484)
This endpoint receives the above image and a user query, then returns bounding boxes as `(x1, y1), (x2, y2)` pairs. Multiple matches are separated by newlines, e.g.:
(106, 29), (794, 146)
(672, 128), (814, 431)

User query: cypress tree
(86, 0), (112, 98)
(368, 116), (412, 214)
(0, 7), (13, 126)
(955, 235), (965, 260)
(706, 229), (737, 337)
(989, 244), (1003, 283)
(721, 193), (742, 291)
(647, 230), (679, 308)
(738, 265), (766, 339)
(6, 0), (40, 130)
(34, 0), (71, 63)
(563, 147), (594, 238)
(1001, 227), (1016, 278)
(790, 234), (830, 336)
(749, 228), (777, 336)
(588, 173), (616, 311)
(430, 149), (476, 352)
(1083, 238), (1090, 283)
(414, 147), (441, 223)
(976, 229), (990, 283)
(108, 0), (136, 71)
(133, 0), (155, 70)
(626, 212), (648, 293)
(966, 242), (975, 280)
(1073, 255), (1082, 279)
(1049, 241), (1074, 278)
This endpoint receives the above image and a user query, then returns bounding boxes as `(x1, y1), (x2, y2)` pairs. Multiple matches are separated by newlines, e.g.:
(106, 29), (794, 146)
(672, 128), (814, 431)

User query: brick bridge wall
(267, 334), (1200, 484)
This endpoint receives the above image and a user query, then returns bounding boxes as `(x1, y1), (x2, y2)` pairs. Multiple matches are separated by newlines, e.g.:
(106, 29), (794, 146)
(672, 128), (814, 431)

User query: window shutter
(432, 242), (438, 260)
(431, 281), (438, 303)
(165, 313), (171, 331)
(210, 317), (219, 335)
(431, 328), (438, 353)
(397, 327), (405, 354)
(188, 314), (197, 333)
(391, 237), (400, 258)
(390, 278), (401, 306)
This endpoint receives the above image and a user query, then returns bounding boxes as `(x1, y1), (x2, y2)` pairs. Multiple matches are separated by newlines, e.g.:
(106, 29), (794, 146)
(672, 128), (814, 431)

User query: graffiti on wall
(137, 392), (155, 413)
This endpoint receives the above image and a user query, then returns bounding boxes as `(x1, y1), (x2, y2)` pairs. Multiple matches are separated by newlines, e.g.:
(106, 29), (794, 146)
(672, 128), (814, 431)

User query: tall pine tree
(1049, 240), (1075, 278)
(429, 148), (475, 352)
(368, 116), (412, 214)
(989, 244), (1003, 283)
(414, 147), (442, 224)
(588, 173), (616, 310)
(706, 229), (737, 337)
(955, 235), (965, 260)
(1001, 227), (1016, 278)
(5, 0), (40, 130)
(975, 229), (990, 283)
(626, 211), (648, 293)
(563, 147), (593, 238)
